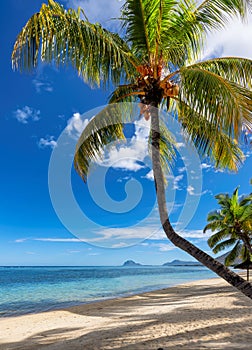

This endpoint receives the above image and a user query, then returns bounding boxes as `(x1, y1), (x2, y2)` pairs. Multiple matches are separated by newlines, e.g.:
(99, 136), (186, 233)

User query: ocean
(0, 265), (216, 317)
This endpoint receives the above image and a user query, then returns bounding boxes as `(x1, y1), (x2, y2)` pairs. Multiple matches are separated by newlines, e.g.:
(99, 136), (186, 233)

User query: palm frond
(239, 204), (252, 222)
(240, 194), (252, 206)
(12, 0), (137, 88)
(179, 66), (252, 140)
(74, 104), (126, 182)
(177, 101), (245, 171)
(204, 219), (225, 233)
(122, 0), (152, 60)
(224, 241), (243, 265)
(190, 57), (252, 88)
(212, 238), (238, 254)
(160, 0), (205, 66)
(207, 228), (231, 248)
(196, 0), (251, 31)
(108, 84), (140, 103)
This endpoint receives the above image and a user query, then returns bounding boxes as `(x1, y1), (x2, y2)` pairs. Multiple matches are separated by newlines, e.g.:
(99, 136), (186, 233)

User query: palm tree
(12, 0), (252, 298)
(204, 188), (252, 280)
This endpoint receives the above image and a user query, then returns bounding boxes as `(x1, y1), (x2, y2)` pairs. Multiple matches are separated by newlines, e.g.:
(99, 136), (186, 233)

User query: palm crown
(204, 187), (252, 265)
(12, 0), (252, 181)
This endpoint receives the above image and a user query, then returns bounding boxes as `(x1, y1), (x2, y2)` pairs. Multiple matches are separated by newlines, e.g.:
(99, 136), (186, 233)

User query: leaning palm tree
(204, 188), (252, 280)
(12, 0), (252, 298)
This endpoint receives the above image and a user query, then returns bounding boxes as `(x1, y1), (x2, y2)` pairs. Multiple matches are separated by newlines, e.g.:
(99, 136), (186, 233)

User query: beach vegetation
(204, 186), (252, 280)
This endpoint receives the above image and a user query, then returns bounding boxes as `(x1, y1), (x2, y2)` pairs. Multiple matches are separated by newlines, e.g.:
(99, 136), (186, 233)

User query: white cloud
(168, 174), (184, 190)
(140, 241), (175, 251)
(178, 166), (186, 173)
(15, 238), (82, 243)
(187, 185), (195, 195)
(98, 118), (151, 172)
(38, 136), (57, 149)
(111, 242), (129, 248)
(203, 16), (252, 60)
(90, 225), (160, 242)
(15, 238), (28, 243)
(65, 0), (122, 30)
(142, 169), (154, 181)
(37, 238), (82, 242)
(15, 227), (211, 247)
(14, 106), (40, 124)
(32, 79), (53, 93)
(155, 243), (175, 252)
(66, 112), (89, 139)
(201, 163), (212, 170)
(150, 229), (211, 240)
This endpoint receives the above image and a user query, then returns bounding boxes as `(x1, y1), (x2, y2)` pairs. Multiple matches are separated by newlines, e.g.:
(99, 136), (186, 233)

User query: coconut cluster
(136, 64), (179, 120)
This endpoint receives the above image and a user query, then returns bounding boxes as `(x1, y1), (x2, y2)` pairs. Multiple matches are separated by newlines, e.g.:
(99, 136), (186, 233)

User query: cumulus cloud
(98, 118), (151, 172)
(170, 174), (184, 190)
(38, 136), (57, 149)
(32, 79), (53, 93)
(142, 169), (154, 181)
(151, 229), (211, 240)
(187, 185), (195, 195)
(65, 0), (122, 30)
(14, 106), (40, 124)
(203, 15), (252, 60)
(66, 112), (89, 139)
(90, 226), (160, 242)
(201, 163), (212, 170)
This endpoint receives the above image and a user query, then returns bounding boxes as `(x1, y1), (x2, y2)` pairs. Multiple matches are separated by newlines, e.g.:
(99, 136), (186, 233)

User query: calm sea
(0, 265), (215, 317)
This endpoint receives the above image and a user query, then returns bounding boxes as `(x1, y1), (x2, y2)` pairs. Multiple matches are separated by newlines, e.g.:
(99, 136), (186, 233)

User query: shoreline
(0, 274), (252, 349)
(0, 265), (215, 318)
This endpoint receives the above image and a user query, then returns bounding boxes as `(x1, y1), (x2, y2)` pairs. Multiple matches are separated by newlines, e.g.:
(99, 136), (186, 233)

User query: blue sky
(1, 0), (252, 266)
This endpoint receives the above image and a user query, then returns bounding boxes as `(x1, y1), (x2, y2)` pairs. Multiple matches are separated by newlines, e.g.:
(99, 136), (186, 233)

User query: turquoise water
(0, 266), (215, 317)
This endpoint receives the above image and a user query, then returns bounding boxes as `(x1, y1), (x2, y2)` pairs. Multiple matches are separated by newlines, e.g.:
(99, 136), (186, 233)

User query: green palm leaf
(177, 101), (245, 171)
(207, 228), (232, 248)
(12, 0), (137, 88)
(178, 66), (252, 139)
(196, 0), (251, 31)
(224, 241), (242, 265)
(212, 238), (238, 254)
(74, 104), (126, 181)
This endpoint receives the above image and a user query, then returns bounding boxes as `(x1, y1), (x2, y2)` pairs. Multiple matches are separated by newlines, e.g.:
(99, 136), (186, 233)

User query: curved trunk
(150, 103), (252, 300)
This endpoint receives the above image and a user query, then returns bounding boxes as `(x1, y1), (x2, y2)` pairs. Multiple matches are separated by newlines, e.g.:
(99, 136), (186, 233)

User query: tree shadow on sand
(1, 283), (252, 350)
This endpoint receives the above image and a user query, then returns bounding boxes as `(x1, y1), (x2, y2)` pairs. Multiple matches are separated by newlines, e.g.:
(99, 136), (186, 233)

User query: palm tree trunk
(150, 103), (252, 300)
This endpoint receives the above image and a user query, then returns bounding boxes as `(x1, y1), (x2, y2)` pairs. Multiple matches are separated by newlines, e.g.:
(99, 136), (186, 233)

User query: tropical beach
(1, 1), (252, 349)
(0, 274), (252, 350)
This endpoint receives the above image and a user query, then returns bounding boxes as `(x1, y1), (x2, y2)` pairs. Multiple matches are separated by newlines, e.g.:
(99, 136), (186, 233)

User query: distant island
(163, 259), (202, 266)
(122, 260), (142, 266)
(122, 259), (202, 267)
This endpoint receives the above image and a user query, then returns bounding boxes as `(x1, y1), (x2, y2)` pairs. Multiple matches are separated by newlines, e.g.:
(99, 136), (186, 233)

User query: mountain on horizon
(163, 259), (202, 266)
(122, 260), (142, 266)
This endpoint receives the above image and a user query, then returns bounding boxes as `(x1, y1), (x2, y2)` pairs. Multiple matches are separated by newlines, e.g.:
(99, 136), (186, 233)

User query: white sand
(0, 275), (252, 349)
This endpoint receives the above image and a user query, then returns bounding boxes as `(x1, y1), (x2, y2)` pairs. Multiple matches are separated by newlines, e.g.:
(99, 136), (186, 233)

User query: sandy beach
(0, 275), (252, 350)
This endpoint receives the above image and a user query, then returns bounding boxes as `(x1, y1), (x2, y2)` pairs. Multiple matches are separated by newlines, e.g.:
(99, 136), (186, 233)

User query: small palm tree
(204, 188), (252, 280)
(12, 0), (252, 298)
(204, 188), (252, 254)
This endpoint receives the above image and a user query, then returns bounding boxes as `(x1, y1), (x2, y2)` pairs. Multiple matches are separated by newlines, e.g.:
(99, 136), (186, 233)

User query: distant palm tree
(204, 188), (252, 255)
(204, 188), (252, 280)
(12, 0), (252, 298)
